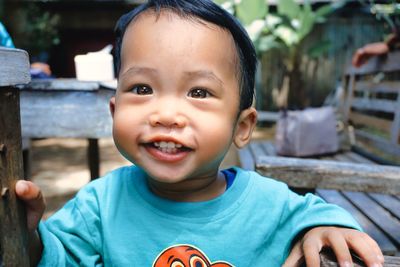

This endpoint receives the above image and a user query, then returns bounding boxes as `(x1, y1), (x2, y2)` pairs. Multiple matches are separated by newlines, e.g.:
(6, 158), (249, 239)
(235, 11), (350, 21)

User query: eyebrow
(120, 66), (158, 79)
(183, 70), (224, 87)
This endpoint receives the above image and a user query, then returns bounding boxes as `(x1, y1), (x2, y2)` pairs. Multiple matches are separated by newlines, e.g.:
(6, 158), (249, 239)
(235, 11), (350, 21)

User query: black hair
(114, 0), (257, 111)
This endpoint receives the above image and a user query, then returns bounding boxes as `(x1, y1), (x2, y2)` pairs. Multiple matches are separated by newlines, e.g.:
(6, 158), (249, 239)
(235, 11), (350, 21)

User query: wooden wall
(258, 10), (385, 110)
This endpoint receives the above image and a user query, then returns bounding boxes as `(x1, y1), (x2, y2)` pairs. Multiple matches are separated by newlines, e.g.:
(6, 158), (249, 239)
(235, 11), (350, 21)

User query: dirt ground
(30, 128), (274, 218)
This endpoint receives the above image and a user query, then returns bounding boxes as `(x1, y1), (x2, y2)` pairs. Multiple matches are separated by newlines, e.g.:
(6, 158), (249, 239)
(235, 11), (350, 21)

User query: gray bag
(275, 107), (339, 157)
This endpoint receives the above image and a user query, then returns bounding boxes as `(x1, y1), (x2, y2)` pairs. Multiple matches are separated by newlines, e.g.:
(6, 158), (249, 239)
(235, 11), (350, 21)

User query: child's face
(110, 11), (256, 185)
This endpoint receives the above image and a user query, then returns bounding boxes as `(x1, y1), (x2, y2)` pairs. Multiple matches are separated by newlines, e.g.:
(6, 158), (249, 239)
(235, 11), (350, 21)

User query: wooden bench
(342, 50), (400, 164)
(0, 47), (31, 266)
(238, 52), (400, 264)
(239, 141), (400, 256)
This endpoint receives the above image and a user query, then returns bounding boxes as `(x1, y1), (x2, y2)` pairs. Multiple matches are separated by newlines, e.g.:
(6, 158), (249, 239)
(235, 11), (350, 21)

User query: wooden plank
(349, 111), (392, 134)
(354, 81), (400, 94)
(21, 78), (101, 92)
(0, 47), (30, 87)
(20, 89), (114, 138)
(237, 146), (255, 171)
(261, 141), (277, 156)
(249, 141), (267, 158)
(355, 130), (400, 157)
(346, 50), (400, 75)
(257, 111), (279, 122)
(368, 193), (400, 220)
(352, 98), (397, 113)
(391, 94), (400, 144)
(256, 156), (400, 194)
(342, 151), (376, 164)
(342, 191), (400, 246)
(320, 249), (400, 267)
(87, 139), (100, 180)
(317, 189), (397, 255)
(343, 74), (356, 122)
(0, 87), (29, 266)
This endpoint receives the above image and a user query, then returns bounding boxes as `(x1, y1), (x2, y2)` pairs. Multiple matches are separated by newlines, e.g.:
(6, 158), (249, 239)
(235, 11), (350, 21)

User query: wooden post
(0, 47), (31, 266)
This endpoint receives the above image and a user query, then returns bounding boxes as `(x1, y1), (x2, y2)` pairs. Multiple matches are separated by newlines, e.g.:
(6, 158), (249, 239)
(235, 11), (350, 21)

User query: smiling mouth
(145, 141), (192, 154)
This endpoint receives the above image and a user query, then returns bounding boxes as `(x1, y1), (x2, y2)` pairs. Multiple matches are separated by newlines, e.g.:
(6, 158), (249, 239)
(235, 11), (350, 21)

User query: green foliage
(216, 0), (344, 59)
(20, 4), (60, 56)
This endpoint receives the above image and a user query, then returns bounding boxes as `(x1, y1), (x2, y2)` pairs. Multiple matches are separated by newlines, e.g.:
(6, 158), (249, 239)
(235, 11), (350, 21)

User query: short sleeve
(278, 189), (362, 258)
(38, 186), (104, 266)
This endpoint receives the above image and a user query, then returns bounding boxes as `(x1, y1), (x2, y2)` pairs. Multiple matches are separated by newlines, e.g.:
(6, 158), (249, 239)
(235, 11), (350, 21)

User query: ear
(233, 107), (257, 148)
(109, 96), (116, 118)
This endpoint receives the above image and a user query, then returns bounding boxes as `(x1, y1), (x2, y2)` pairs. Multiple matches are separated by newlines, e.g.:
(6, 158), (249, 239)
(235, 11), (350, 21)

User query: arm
(275, 188), (383, 267)
(283, 226), (384, 267)
(15, 181), (45, 266)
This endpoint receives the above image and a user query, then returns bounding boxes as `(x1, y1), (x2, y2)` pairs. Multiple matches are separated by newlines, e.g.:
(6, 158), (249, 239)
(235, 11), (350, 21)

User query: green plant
(20, 4), (60, 59)
(216, 0), (345, 109)
(360, 0), (400, 38)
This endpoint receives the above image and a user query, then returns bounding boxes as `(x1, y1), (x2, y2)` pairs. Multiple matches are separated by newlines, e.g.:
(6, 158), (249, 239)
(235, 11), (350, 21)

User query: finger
(283, 241), (304, 267)
(325, 231), (352, 267)
(347, 232), (384, 266)
(302, 237), (322, 267)
(15, 180), (46, 231)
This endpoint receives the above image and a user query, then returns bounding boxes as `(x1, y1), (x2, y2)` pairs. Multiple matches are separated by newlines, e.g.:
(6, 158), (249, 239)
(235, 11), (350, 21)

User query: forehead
(119, 10), (239, 82)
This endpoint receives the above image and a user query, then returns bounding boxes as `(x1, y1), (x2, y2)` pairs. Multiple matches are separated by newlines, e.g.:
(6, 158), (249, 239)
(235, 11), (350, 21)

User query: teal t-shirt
(38, 166), (361, 266)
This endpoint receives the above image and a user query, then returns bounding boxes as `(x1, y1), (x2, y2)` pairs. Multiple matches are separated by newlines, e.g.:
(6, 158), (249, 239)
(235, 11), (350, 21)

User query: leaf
(245, 19), (267, 42)
(273, 25), (299, 46)
(277, 0), (301, 20)
(265, 14), (282, 29)
(236, 0), (268, 25)
(307, 40), (331, 58)
(297, 5), (315, 41)
(257, 35), (285, 52)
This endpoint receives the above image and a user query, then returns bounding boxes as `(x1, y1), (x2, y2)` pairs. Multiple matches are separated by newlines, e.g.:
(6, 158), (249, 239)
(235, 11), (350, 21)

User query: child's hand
(283, 226), (384, 267)
(15, 180), (46, 231)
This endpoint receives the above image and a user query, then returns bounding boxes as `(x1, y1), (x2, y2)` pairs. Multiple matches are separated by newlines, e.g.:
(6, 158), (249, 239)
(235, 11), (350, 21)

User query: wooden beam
(346, 51), (400, 76)
(352, 98), (397, 113)
(355, 130), (400, 157)
(349, 111), (392, 134)
(0, 47), (31, 266)
(320, 249), (400, 267)
(256, 156), (400, 195)
(355, 81), (400, 94)
(0, 47), (30, 87)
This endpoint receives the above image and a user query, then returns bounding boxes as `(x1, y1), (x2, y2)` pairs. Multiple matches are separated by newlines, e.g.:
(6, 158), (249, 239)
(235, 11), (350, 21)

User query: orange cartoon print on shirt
(153, 244), (233, 267)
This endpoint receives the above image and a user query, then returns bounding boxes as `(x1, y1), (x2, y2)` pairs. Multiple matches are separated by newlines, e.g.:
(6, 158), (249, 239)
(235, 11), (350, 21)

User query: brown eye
(131, 85), (153, 95)
(188, 88), (210, 98)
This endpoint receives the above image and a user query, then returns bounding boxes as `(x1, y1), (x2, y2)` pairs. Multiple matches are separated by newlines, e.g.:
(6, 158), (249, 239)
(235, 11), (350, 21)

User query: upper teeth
(154, 141), (183, 149)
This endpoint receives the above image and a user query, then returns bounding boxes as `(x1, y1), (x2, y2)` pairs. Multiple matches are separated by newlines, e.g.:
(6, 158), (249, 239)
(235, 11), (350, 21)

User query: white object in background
(74, 45), (115, 81)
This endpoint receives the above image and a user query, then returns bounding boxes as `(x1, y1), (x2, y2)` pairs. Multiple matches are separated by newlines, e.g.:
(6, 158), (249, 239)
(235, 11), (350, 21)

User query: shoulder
(234, 167), (290, 193)
(232, 167), (292, 207)
(75, 165), (141, 202)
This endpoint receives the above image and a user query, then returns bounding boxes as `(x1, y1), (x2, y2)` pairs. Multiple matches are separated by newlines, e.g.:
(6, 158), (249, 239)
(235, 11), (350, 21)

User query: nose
(149, 100), (187, 128)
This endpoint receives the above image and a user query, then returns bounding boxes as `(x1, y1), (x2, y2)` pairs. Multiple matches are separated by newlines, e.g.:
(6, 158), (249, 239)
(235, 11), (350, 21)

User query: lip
(141, 135), (193, 163)
(144, 145), (191, 163)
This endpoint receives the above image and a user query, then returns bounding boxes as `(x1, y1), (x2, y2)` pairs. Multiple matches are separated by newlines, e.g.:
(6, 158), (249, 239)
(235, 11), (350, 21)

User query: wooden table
(19, 78), (116, 180)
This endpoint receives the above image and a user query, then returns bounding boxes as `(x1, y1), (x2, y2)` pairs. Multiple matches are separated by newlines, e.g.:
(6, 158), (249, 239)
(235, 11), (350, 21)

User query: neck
(146, 171), (227, 202)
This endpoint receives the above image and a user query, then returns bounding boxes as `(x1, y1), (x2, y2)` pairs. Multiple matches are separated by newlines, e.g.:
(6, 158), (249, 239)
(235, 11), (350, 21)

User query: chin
(145, 169), (189, 184)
